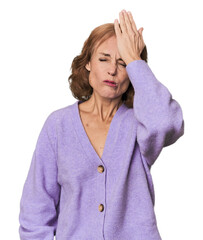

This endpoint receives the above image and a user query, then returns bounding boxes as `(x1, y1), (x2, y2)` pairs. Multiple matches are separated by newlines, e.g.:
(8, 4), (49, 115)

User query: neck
(86, 94), (123, 123)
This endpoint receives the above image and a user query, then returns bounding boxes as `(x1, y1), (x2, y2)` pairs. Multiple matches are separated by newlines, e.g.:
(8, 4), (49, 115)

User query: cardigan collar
(71, 100), (128, 165)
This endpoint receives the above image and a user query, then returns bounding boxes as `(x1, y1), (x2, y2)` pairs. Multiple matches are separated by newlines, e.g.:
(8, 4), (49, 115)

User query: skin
(82, 9), (146, 124)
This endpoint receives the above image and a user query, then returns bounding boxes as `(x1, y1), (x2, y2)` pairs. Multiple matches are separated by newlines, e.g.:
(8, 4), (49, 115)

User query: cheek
(121, 73), (130, 85)
(119, 69), (128, 81)
(120, 77), (130, 92)
(88, 74), (94, 88)
(89, 69), (103, 86)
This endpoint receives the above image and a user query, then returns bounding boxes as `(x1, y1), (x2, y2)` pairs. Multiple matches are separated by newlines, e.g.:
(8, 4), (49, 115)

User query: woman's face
(85, 36), (130, 101)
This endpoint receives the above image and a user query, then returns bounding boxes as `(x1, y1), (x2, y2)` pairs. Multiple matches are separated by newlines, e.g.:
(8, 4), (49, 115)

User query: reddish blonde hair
(68, 23), (148, 108)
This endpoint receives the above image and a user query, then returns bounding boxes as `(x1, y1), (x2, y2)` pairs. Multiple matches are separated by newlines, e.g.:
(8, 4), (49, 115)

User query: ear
(85, 62), (91, 72)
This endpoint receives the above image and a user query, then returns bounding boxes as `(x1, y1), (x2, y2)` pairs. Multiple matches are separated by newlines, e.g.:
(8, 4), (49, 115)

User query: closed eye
(99, 59), (126, 67)
(120, 63), (127, 67)
(99, 59), (107, 62)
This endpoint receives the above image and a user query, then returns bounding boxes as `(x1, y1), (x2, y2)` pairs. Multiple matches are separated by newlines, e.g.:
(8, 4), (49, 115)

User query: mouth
(103, 80), (117, 87)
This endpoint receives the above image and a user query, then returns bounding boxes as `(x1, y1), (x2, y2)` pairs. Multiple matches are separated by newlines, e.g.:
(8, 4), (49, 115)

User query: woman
(19, 9), (184, 240)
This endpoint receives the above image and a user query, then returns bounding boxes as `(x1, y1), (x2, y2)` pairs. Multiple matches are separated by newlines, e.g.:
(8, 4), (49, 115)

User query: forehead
(95, 36), (121, 58)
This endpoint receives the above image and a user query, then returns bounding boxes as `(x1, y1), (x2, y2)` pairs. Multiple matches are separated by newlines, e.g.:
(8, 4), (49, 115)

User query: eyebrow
(99, 52), (124, 61)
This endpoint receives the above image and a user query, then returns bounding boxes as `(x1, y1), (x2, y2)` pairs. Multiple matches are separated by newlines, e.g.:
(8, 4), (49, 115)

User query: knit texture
(19, 60), (184, 240)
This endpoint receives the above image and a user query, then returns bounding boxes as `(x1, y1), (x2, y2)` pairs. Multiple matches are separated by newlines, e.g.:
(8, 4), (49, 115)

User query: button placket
(97, 165), (105, 212)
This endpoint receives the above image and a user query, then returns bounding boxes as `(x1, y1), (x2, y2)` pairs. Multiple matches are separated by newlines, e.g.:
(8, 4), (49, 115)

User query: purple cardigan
(19, 60), (184, 240)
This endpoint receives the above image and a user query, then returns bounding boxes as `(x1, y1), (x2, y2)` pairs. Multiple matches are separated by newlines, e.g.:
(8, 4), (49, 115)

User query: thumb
(139, 27), (144, 35)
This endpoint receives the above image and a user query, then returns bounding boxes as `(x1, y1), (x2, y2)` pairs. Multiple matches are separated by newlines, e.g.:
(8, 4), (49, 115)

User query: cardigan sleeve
(126, 60), (184, 167)
(19, 111), (61, 240)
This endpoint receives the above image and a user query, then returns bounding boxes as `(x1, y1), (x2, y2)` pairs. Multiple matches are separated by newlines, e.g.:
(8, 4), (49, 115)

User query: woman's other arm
(19, 112), (61, 240)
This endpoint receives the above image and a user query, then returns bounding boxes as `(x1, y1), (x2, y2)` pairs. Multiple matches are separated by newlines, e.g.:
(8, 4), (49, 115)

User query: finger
(127, 11), (138, 34)
(122, 10), (134, 34)
(139, 28), (145, 45)
(119, 11), (127, 33)
(139, 27), (144, 34)
(139, 31), (146, 48)
(114, 19), (122, 37)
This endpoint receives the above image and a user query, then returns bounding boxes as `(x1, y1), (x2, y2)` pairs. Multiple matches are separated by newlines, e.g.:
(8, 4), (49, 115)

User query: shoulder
(48, 101), (76, 119)
(121, 104), (138, 127)
(122, 103), (134, 118)
(43, 101), (76, 131)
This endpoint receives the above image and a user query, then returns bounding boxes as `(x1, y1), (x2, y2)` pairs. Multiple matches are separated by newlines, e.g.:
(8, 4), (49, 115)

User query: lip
(103, 80), (117, 87)
(103, 80), (117, 84)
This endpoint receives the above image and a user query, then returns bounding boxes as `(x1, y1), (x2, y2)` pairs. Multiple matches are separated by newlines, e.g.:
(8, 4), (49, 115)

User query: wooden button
(98, 204), (104, 212)
(97, 165), (104, 173)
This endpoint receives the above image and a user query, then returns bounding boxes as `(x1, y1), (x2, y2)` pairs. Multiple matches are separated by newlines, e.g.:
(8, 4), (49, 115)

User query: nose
(108, 63), (117, 76)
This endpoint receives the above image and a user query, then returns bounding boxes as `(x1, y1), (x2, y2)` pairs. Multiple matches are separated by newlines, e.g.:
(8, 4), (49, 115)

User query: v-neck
(71, 100), (127, 164)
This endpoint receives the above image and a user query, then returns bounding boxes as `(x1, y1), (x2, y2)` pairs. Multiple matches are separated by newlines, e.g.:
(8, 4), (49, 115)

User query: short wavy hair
(68, 23), (148, 108)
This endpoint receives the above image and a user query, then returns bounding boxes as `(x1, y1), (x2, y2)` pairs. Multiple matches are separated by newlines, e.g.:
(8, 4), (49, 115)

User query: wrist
(125, 57), (142, 65)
